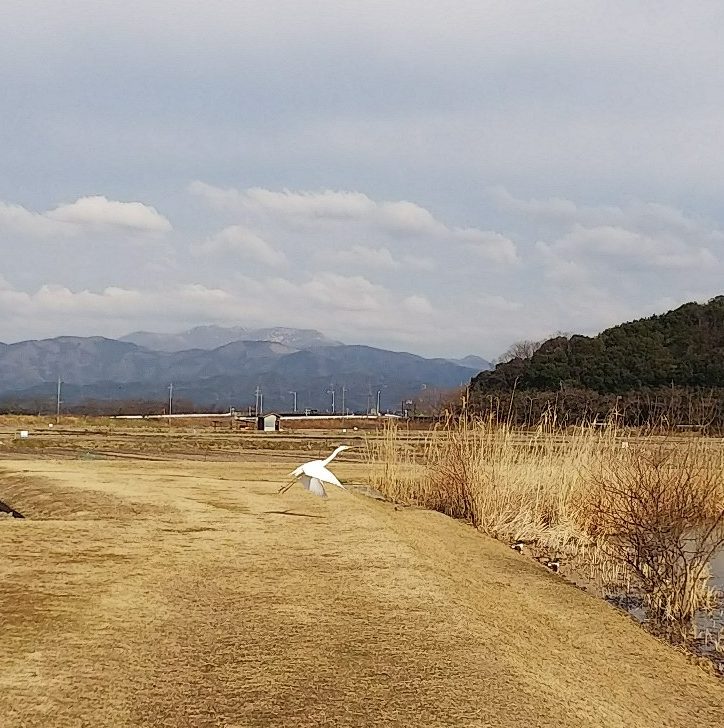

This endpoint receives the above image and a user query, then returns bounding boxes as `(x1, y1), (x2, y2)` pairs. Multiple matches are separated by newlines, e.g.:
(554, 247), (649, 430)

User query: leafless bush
(585, 445), (724, 642)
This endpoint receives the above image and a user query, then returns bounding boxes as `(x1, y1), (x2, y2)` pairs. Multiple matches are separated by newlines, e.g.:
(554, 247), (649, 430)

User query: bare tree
(495, 339), (544, 364)
(586, 445), (724, 642)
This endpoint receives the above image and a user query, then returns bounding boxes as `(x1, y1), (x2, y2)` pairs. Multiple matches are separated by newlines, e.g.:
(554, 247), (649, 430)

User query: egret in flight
(279, 445), (351, 498)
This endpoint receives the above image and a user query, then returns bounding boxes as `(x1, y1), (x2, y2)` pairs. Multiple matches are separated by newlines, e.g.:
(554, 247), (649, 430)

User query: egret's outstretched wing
(308, 477), (327, 497)
(304, 462), (344, 489)
(297, 473), (326, 497)
(297, 474), (327, 497)
(319, 467), (345, 489)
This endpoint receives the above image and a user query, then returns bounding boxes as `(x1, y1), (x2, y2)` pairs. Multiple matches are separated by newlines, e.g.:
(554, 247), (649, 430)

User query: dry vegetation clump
(367, 414), (607, 545)
(367, 416), (724, 648)
(583, 444), (724, 642)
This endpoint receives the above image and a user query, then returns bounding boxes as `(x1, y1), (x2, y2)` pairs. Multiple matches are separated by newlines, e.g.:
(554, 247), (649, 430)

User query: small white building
(257, 413), (281, 432)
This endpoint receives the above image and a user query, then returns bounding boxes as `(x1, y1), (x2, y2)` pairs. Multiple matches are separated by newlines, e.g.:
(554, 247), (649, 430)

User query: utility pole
(327, 387), (335, 414)
(255, 386), (262, 416)
(289, 391), (297, 413)
(56, 378), (62, 424)
(168, 383), (173, 416)
(341, 385), (347, 415)
(376, 389), (381, 415)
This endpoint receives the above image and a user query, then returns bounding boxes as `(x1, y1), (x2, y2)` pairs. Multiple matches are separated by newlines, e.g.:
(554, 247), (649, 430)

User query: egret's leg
(278, 479), (296, 494)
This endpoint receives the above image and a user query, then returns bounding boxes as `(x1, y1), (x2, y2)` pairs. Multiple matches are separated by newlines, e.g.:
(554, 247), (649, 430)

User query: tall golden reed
(367, 415), (724, 641)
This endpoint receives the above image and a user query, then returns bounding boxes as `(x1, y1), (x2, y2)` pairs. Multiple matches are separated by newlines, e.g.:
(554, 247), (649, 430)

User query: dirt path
(1, 457), (723, 727)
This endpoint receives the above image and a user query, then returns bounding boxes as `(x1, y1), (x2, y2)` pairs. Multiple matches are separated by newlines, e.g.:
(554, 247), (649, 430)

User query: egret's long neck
(322, 446), (347, 466)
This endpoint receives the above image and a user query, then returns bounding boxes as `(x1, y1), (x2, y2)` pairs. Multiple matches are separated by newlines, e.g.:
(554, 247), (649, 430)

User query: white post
(56, 378), (62, 424)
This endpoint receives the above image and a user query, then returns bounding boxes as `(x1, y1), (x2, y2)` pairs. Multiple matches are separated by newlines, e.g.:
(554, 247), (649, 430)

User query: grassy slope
(0, 456), (722, 727)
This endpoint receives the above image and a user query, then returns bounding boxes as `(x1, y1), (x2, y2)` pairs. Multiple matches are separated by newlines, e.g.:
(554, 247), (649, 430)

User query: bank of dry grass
(367, 418), (724, 644)
(1, 456), (723, 726)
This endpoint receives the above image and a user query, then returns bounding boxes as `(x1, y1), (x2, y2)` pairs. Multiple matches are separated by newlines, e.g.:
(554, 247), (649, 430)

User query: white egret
(279, 445), (351, 498)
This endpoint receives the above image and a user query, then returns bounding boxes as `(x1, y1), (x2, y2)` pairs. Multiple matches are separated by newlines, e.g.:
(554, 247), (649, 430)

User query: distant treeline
(470, 296), (724, 428)
(469, 387), (724, 429)
(0, 398), (226, 417)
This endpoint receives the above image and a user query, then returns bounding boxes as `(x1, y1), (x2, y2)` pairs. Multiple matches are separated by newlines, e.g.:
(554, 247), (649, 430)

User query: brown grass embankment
(2, 456), (724, 726)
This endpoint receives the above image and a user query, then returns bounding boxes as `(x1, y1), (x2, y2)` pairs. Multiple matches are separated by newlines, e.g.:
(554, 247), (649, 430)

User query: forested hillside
(470, 296), (724, 427)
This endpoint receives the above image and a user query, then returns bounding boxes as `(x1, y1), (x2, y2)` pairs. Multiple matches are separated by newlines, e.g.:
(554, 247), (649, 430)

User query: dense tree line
(0, 398), (216, 417)
(470, 296), (724, 428)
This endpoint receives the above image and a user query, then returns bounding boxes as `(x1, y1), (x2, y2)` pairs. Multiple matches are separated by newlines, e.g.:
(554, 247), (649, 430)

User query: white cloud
(46, 196), (171, 233)
(456, 228), (519, 265)
(402, 294), (434, 314)
(547, 224), (718, 270)
(189, 182), (375, 221)
(245, 187), (375, 220)
(0, 201), (73, 238)
(299, 272), (384, 312)
(191, 182), (518, 264)
(0, 283), (251, 341)
(331, 245), (399, 269)
(494, 187), (724, 245)
(194, 225), (286, 267)
(0, 275), (454, 352)
(0, 196), (171, 237)
(376, 200), (447, 236)
(490, 188), (723, 284)
(401, 254), (435, 271)
(488, 186), (582, 224)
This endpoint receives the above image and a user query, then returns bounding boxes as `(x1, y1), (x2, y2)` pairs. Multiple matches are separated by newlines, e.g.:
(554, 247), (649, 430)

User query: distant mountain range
(120, 325), (340, 352)
(0, 326), (491, 413)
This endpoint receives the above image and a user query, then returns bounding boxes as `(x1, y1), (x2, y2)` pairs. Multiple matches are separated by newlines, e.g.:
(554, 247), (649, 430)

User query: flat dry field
(1, 442), (723, 726)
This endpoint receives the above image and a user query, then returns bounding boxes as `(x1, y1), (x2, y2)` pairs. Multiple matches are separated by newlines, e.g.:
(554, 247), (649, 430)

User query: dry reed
(367, 415), (724, 644)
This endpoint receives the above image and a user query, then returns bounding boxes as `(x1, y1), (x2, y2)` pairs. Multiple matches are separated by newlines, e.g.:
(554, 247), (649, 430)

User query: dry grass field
(1, 425), (724, 726)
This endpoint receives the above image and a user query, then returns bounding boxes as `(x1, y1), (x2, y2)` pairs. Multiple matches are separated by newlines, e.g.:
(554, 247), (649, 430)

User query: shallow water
(712, 550), (724, 587)
(693, 549), (724, 669)
(576, 546), (724, 671)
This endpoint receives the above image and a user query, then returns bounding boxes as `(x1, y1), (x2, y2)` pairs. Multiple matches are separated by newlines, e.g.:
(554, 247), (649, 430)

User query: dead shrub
(585, 445), (724, 642)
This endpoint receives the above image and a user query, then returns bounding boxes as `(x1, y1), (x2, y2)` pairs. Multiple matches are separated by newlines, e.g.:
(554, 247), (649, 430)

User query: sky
(1, 1), (723, 359)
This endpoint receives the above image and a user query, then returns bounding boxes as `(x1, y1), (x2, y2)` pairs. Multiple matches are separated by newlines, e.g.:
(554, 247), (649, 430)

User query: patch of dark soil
(0, 498), (24, 518)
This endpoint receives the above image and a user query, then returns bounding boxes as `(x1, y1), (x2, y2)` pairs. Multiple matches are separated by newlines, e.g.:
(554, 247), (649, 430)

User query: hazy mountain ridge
(0, 327), (490, 412)
(446, 355), (490, 370)
(120, 325), (340, 352)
